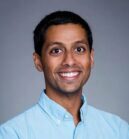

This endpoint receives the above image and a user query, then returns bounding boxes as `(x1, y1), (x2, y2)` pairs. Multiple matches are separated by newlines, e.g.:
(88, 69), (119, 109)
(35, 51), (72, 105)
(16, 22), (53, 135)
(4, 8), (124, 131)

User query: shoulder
(86, 105), (129, 138)
(87, 105), (128, 124)
(0, 104), (42, 138)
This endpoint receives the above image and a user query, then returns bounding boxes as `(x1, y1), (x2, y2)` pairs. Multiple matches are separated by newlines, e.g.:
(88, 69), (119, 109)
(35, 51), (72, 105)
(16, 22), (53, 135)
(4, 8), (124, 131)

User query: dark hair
(33, 11), (93, 56)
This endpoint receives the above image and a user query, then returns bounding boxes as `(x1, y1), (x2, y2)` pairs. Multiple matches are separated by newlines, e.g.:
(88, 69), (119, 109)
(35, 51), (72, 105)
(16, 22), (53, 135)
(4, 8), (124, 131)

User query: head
(33, 11), (93, 56)
(33, 11), (94, 97)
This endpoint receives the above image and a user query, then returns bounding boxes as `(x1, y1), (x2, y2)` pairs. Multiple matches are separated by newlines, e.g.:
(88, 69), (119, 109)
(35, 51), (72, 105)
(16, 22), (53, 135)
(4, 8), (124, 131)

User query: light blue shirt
(0, 90), (129, 139)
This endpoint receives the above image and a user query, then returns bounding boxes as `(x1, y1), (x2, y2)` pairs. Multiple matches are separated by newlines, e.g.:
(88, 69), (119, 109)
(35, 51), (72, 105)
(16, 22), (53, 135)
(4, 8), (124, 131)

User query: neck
(46, 89), (83, 125)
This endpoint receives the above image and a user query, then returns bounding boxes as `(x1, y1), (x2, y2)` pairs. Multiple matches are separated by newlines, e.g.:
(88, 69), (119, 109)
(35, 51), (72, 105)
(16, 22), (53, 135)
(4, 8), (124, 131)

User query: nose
(62, 51), (76, 67)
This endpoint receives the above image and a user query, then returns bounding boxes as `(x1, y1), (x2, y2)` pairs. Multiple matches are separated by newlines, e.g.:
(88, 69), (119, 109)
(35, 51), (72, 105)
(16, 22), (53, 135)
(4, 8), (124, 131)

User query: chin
(57, 86), (82, 96)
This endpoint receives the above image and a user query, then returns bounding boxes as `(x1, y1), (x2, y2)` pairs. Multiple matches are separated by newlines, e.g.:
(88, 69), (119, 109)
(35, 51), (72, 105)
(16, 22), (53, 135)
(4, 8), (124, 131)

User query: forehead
(44, 23), (88, 43)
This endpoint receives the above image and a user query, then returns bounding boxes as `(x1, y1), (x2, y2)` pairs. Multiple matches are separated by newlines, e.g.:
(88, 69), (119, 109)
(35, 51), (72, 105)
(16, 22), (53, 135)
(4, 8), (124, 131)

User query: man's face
(34, 23), (94, 95)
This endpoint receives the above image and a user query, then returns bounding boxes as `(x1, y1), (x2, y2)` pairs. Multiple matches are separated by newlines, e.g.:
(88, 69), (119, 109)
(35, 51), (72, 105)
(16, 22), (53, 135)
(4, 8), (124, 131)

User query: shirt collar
(38, 90), (87, 124)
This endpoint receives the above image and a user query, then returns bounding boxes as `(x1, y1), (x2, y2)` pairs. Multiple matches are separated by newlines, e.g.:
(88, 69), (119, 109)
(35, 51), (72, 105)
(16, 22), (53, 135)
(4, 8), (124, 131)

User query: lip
(57, 70), (81, 81)
(59, 71), (79, 77)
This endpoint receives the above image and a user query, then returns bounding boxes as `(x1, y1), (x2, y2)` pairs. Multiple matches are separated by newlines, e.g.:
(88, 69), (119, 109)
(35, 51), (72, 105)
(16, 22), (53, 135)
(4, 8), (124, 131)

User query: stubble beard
(44, 71), (90, 99)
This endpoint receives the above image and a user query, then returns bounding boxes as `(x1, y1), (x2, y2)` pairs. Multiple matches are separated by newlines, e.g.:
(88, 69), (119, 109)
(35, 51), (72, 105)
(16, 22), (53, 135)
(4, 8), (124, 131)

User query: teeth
(60, 72), (79, 77)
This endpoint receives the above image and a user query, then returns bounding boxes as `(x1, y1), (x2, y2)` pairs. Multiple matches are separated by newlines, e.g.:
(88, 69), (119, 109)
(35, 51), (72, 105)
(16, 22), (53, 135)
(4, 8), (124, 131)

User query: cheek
(78, 56), (91, 68)
(43, 58), (58, 74)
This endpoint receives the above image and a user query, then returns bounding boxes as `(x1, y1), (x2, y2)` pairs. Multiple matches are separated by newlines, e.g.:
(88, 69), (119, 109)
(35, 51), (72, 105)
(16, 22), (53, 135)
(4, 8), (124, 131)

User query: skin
(33, 23), (94, 125)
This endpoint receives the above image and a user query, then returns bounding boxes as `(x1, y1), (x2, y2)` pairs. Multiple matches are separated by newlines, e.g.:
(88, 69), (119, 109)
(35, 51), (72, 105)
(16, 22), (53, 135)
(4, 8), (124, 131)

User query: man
(0, 11), (129, 139)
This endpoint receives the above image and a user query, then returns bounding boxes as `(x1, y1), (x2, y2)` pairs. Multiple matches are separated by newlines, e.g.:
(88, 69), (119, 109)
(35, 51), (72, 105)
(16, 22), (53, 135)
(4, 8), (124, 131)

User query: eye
(74, 46), (86, 54)
(50, 48), (63, 56)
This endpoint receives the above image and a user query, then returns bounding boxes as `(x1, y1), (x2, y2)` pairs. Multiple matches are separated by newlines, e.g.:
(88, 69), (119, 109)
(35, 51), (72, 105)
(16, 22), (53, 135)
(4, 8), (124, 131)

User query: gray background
(0, 0), (129, 124)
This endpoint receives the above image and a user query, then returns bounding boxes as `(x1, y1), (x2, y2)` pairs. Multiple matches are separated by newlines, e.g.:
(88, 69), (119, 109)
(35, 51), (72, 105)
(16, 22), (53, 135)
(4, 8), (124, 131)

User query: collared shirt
(0, 90), (129, 139)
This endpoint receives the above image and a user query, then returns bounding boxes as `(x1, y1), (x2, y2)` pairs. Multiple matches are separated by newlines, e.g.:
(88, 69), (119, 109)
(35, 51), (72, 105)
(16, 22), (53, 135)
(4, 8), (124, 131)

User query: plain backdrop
(0, 0), (129, 124)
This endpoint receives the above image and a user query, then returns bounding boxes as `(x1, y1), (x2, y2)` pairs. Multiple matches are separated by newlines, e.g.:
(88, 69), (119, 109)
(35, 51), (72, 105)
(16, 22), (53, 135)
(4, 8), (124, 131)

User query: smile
(59, 72), (80, 78)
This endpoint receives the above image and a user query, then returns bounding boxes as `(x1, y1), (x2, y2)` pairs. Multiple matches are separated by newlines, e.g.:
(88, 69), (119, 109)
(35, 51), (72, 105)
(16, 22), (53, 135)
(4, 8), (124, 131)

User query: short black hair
(33, 11), (93, 56)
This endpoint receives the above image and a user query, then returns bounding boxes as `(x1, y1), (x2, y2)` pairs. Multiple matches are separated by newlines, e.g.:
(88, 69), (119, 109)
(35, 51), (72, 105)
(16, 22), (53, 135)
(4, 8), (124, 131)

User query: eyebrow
(46, 42), (64, 47)
(73, 40), (89, 45)
(45, 39), (89, 49)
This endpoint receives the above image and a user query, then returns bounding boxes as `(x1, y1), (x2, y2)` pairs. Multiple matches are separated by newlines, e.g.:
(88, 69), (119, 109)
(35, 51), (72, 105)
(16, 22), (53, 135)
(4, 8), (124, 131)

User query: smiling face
(33, 23), (94, 96)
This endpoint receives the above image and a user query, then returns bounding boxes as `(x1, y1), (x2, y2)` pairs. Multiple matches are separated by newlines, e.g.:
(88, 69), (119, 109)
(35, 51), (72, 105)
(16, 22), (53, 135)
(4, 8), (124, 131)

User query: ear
(90, 48), (94, 68)
(33, 52), (43, 72)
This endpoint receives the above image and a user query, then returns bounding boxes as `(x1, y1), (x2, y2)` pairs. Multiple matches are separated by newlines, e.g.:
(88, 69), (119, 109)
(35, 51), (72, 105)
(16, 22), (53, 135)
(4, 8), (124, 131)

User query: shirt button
(65, 115), (69, 118)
